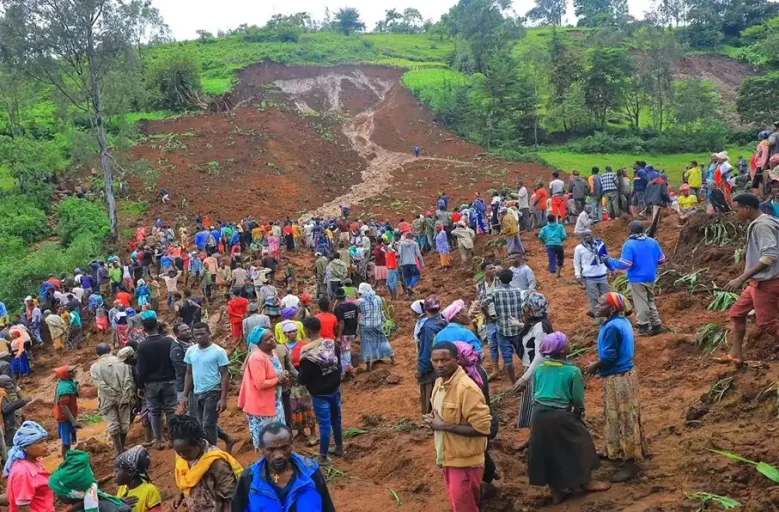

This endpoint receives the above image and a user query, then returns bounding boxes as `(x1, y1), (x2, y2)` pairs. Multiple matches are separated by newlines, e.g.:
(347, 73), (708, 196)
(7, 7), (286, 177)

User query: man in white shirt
(161, 270), (182, 309)
(574, 230), (612, 321)
(232, 265), (249, 291)
(517, 181), (530, 231)
(574, 205), (593, 236)
(281, 289), (300, 309)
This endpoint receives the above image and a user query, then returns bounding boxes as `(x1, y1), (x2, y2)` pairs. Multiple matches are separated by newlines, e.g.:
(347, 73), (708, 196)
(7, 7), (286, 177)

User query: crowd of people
(0, 129), (777, 511)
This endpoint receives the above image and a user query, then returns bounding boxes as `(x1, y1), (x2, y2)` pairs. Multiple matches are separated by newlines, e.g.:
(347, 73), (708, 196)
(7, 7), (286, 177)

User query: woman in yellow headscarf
(170, 415), (242, 512)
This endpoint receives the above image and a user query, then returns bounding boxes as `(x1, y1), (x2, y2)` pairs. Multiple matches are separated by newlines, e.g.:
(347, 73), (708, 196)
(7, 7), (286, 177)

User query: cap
(335, 288), (346, 299)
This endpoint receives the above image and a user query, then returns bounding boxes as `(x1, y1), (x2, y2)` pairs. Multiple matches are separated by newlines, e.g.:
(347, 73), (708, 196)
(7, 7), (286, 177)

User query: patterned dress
(287, 342), (317, 432)
(247, 353), (286, 449)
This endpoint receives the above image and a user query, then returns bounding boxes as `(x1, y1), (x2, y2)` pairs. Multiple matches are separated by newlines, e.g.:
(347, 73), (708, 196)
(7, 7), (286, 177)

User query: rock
(385, 374), (401, 385)
(365, 368), (390, 384)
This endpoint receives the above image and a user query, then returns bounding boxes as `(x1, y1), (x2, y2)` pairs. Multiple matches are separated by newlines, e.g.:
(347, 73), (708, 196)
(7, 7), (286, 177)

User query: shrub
(494, 149), (551, 168)
(146, 52), (203, 111)
(566, 132), (646, 154)
(57, 197), (111, 247)
(0, 196), (48, 244)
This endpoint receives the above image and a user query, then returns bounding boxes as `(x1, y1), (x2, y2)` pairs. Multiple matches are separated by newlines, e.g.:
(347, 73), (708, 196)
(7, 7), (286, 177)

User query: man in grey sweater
(568, 171), (590, 216)
(398, 233), (424, 295)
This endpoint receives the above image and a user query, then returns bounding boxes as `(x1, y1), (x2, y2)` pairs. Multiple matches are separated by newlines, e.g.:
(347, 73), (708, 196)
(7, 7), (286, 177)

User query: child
(115, 446), (163, 512)
(538, 214), (569, 278)
(53, 365), (80, 458)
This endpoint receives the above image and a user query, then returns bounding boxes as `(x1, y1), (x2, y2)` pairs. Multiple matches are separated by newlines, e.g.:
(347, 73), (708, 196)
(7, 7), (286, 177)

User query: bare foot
(582, 480), (611, 492)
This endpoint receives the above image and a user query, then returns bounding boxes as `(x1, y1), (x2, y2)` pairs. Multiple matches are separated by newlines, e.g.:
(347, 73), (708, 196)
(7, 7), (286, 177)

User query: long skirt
(528, 404), (599, 489)
(289, 384), (316, 432)
(374, 266), (388, 281)
(603, 368), (648, 461)
(359, 326), (394, 363)
(516, 377), (535, 429)
(11, 352), (31, 377)
(439, 253), (451, 267)
(387, 269), (399, 294)
(506, 235), (525, 257)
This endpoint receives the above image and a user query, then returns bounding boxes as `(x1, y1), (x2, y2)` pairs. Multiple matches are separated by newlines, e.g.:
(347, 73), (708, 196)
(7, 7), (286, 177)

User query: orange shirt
(534, 189), (548, 210)
(116, 291), (132, 307)
(385, 251), (398, 270)
(228, 297), (250, 324)
(315, 312), (339, 339)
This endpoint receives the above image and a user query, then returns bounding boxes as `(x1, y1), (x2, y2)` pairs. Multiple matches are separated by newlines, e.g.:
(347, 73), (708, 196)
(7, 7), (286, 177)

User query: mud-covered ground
(17, 64), (779, 512)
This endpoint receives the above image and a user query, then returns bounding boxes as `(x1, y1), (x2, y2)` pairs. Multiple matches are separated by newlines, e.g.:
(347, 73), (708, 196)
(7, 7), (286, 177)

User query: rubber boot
(142, 424), (154, 447)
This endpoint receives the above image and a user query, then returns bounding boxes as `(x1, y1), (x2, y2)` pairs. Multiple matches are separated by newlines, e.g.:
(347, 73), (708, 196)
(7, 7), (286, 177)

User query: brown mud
(16, 63), (779, 511)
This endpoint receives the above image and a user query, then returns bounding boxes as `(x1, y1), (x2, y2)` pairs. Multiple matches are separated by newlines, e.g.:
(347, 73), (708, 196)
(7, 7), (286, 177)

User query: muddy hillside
(16, 63), (779, 512)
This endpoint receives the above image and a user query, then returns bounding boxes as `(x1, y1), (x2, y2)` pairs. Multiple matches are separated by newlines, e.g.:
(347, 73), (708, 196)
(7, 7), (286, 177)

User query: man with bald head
(90, 342), (136, 454)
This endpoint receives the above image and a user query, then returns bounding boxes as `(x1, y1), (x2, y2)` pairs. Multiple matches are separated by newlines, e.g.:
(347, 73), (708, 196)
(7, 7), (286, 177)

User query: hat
(248, 303), (259, 312)
(281, 320), (298, 333)
(116, 347), (135, 362)
(300, 293), (312, 304)
(24, 296), (33, 302)
(139, 310), (157, 321)
(715, 151), (729, 161)
(424, 295), (441, 312)
(410, 300), (425, 316)
(335, 288), (346, 300)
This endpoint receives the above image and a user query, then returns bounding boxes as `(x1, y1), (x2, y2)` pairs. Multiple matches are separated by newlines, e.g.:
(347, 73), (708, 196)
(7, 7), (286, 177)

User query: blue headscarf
(246, 326), (268, 351)
(0, 302), (7, 317)
(3, 421), (48, 476)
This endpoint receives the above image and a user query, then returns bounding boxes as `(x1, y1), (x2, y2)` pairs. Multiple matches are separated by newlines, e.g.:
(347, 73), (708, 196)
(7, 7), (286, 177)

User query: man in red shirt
(315, 297), (339, 340)
(227, 291), (250, 342)
(116, 288), (133, 308)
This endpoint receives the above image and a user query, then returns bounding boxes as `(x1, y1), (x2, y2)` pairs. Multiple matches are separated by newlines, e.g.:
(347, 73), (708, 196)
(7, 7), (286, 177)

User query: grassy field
(539, 147), (753, 185)
(148, 32), (453, 95)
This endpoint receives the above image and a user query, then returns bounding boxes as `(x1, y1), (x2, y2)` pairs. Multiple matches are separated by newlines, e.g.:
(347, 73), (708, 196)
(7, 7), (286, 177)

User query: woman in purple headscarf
(527, 332), (609, 504)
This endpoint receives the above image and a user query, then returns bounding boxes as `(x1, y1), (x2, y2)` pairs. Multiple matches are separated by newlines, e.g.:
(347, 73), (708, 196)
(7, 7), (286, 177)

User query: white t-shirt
(72, 287), (85, 301)
(163, 272), (181, 293)
(550, 179), (565, 196)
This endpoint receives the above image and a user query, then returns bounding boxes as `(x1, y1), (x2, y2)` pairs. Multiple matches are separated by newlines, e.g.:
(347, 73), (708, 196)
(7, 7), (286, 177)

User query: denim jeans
(545, 245), (565, 274)
(590, 196), (603, 221)
(495, 332), (518, 367)
(486, 323), (499, 362)
(189, 389), (222, 446)
(145, 380), (177, 439)
(312, 390), (343, 457)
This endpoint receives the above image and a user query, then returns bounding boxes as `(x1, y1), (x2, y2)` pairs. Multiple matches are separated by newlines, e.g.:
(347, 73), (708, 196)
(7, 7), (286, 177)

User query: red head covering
(53, 366), (71, 380)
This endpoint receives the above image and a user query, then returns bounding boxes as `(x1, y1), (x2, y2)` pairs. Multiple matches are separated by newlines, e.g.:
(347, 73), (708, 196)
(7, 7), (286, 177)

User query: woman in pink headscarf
(433, 299), (483, 355)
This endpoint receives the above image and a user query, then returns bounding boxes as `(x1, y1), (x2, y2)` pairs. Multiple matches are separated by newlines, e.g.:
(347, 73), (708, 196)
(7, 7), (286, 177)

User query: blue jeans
(486, 323), (499, 362)
(590, 196), (603, 221)
(402, 264), (420, 288)
(495, 331), (518, 367)
(546, 245), (564, 274)
(312, 390), (343, 457)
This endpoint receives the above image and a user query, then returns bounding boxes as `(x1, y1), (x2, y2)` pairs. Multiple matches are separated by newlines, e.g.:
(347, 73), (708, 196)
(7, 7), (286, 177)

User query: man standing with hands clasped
(177, 322), (237, 454)
(424, 342), (492, 512)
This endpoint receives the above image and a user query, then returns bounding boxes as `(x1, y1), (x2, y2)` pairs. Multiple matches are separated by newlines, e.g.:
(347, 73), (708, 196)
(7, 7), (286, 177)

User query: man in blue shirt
(609, 221), (666, 336)
(631, 162), (648, 217)
(177, 322), (236, 452)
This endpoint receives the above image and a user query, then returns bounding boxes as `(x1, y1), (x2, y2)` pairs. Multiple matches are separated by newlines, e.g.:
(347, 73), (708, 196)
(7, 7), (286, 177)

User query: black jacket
(136, 334), (176, 387)
(645, 178), (671, 206)
(297, 344), (341, 397)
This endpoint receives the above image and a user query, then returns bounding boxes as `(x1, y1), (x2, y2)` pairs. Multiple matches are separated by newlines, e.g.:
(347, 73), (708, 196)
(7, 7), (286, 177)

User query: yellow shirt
(274, 321), (306, 344)
(117, 482), (162, 512)
(686, 167), (702, 188)
(678, 194), (698, 210)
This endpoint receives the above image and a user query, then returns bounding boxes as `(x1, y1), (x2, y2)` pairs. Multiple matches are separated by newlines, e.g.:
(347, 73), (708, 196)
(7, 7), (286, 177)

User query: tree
(546, 30), (584, 132)
(0, 0), (167, 240)
(622, 75), (648, 129)
(673, 79), (720, 126)
(582, 47), (631, 126)
(442, 0), (523, 73)
(483, 49), (521, 147)
(146, 52), (203, 111)
(574, 0), (629, 26)
(736, 73), (779, 125)
(0, 65), (38, 137)
(333, 7), (365, 35)
(630, 28), (680, 131)
(527, 0), (567, 26)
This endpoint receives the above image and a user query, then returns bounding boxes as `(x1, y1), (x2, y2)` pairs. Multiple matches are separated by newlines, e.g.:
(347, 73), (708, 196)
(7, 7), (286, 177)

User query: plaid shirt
(481, 283), (524, 336)
(358, 294), (385, 329)
(601, 171), (619, 193)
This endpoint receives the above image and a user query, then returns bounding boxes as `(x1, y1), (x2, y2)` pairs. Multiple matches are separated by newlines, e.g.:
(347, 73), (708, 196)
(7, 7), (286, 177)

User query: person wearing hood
(357, 283), (395, 372)
(567, 171), (590, 216)
(472, 193), (488, 234)
(53, 366), (81, 458)
(231, 422), (336, 512)
(45, 310), (68, 351)
(416, 296), (448, 415)
(574, 230), (613, 321)
(719, 194), (779, 365)
(631, 162), (648, 218)
(434, 300), (482, 356)
(500, 206), (525, 257)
